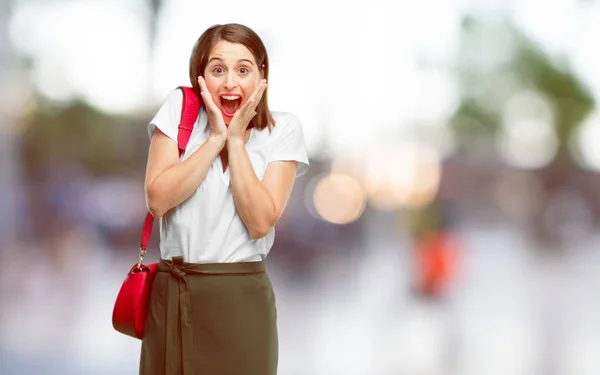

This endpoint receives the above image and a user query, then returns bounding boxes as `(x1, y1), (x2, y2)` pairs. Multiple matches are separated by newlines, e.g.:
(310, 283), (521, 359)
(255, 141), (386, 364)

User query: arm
(145, 129), (225, 218)
(227, 138), (298, 239)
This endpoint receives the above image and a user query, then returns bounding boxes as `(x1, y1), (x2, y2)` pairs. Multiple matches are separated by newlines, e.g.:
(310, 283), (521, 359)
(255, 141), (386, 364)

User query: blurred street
(2, 0), (600, 374)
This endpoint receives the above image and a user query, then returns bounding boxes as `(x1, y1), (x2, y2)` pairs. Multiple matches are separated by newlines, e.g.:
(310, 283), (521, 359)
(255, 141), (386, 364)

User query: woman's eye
(213, 67), (224, 74)
(239, 67), (249, 74)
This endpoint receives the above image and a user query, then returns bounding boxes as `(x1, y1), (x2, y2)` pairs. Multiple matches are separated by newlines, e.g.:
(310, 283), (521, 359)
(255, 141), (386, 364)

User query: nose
(223, 72), (237, 90)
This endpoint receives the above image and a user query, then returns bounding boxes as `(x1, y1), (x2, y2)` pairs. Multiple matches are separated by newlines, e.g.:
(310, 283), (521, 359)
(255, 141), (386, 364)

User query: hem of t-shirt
(148, 122), (178, 144)
(267, 154), (310, 177)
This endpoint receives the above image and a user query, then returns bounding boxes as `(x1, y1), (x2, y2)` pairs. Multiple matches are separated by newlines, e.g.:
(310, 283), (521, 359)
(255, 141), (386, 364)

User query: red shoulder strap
(140, 87), (200, 251)
(177, 86), (200, 157)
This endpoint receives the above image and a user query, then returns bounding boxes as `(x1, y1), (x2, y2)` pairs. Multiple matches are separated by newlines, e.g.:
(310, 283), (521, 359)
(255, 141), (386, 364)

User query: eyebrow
(208, 57), (255, 65)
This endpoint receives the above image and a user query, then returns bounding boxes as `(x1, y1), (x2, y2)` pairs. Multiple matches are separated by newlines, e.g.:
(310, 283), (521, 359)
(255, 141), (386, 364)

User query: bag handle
(138, 87), (200, 265)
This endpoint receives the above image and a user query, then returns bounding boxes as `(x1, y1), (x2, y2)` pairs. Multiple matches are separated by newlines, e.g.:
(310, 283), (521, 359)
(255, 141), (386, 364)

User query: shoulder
(162, 88), (184, 108)
(270, 111), (303, 135)
(271, 111), (300, 125)
(148, 88), (185, 142)
(263, 111), (310, 175)
(151, 88), (184, 119)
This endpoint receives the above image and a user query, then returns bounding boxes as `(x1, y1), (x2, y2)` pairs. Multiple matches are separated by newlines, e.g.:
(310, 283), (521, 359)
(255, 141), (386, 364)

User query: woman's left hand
(227, 79), (268, 141)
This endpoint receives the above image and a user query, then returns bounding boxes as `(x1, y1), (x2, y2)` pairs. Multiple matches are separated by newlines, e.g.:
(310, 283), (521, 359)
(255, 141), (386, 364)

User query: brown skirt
(139, 256), (278, 375)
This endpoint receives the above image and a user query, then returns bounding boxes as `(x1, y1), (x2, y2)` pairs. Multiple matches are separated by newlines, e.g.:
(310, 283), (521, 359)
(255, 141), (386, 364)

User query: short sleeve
(266, 114), (310, 177)
(147, 89), (183, 143)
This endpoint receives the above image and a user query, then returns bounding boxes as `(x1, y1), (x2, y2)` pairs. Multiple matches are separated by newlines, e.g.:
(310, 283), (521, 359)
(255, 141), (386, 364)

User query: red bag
(112, 86), (200, 339)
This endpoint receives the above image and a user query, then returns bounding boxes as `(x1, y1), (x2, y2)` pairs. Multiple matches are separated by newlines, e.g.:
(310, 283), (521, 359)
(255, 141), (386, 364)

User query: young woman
(140, 23), (309, 375)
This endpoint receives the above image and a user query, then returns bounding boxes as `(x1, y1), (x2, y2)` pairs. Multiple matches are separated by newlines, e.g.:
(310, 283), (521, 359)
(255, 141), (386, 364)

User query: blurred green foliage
(411, 16), (596, 240)
(21, 97), (150, 178)
(451, 16), (595, 150)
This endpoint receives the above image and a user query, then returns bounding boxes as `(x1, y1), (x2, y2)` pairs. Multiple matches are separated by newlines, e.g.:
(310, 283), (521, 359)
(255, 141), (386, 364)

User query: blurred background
(2, 0), (600, 374)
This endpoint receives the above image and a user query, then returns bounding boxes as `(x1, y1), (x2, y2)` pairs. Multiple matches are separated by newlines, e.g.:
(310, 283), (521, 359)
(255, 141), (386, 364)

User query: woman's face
(203, 40), (263, 125)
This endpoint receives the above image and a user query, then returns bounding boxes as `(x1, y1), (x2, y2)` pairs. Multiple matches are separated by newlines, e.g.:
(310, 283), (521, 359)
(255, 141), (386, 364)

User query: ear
(261, 64), (266, 79)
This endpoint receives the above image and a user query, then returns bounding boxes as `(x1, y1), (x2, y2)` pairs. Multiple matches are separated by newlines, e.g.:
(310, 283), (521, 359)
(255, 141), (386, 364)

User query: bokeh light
(571, 111), (600, 171)
(312, 173), (366, 225)
(4, 1), (600, 374)
(363, 142), (442, 210)
(497, 90), (558, 169)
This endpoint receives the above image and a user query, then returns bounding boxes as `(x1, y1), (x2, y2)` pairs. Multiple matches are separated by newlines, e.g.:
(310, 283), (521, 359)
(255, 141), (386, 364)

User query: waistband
(158, 256), (265, 275)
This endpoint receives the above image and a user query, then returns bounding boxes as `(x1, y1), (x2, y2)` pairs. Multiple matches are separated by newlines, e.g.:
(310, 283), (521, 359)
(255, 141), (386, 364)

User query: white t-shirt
(148, 89), (310, 263)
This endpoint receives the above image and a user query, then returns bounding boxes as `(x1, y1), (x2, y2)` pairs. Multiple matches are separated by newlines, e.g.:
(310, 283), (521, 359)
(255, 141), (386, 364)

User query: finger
(202, 93), (219, 114)
(197, 76), (219, 111)
(197, 76), (212, 102)
(251, 79), (268, 104)
(239, 80), (267, 116)
(250, 80), (267, 112)
(201, 90), (216, 107)
(197, 75), (208, 92)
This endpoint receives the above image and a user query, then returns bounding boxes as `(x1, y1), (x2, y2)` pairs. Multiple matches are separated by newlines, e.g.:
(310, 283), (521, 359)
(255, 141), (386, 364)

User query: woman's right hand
(198, 76), (227, 142)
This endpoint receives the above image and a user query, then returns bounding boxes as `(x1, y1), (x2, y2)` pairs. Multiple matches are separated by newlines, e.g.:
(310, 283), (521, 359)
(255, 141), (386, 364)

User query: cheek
(204, 79), (221, 104)
(242, 81), (258, 100)
(203, 75), (219, 91)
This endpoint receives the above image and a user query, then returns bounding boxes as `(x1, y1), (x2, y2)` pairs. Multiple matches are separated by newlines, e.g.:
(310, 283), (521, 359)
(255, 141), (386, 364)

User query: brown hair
(189, 23), (274, 131)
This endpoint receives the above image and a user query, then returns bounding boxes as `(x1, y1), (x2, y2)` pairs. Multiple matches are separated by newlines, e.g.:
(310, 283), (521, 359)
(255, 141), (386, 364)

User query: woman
(140, 23), (309, 375)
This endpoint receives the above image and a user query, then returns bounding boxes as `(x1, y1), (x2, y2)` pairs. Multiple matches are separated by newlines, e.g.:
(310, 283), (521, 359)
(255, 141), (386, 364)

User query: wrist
(226, 135), (245, 148)
(208, 134), (226, 149)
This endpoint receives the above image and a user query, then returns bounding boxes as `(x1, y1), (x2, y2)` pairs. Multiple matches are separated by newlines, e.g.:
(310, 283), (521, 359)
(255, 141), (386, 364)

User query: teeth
(221, 95), (240, 100)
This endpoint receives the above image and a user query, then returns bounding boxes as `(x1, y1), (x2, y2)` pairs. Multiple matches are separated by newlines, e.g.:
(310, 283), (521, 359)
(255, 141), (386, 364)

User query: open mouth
(220, 94), (242, 118)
